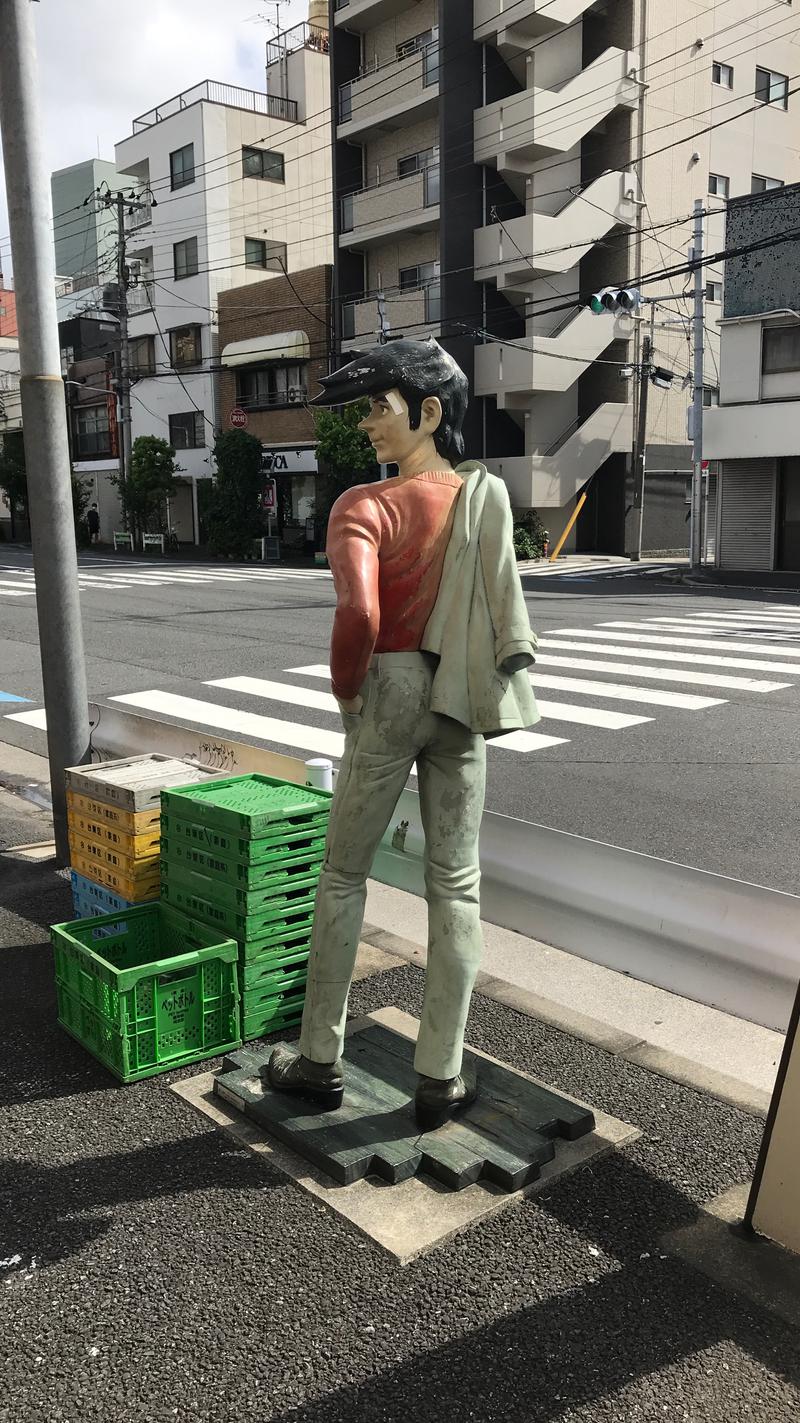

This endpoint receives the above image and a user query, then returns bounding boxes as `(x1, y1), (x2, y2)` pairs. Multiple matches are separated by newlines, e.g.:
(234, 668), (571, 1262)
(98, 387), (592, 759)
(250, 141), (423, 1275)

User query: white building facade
(115, 19), (332, 543)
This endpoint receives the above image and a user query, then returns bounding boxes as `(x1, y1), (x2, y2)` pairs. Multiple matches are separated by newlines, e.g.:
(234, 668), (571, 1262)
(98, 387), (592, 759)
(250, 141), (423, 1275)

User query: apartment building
(114, 9), (332, 543)
(50, 158), (128, 283)
(330, 0), (799, 553)
(704, 181), (800, 572)
(217, 264), (332, 545)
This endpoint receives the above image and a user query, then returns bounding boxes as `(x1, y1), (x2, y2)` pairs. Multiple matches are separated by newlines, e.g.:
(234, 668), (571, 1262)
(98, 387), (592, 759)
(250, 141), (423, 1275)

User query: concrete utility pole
(690, 198), (705, 572)
(95, 185), (139, 523)
(0, 0), (89, 863)
(630, 306), (655, 562)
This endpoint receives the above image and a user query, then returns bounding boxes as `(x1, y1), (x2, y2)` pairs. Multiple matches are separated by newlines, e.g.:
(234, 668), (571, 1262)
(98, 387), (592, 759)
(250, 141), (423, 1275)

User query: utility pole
(690, 198), (705, 572)
(0, 0), (89, 863)
(630, 319), (653, 562)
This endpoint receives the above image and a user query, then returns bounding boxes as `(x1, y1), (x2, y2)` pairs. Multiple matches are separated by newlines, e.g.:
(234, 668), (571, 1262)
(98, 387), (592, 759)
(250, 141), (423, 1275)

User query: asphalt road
(1, 545), (799, 893)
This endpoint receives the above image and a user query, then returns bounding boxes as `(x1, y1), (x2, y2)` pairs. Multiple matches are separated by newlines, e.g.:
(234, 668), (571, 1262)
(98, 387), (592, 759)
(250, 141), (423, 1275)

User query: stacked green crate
(159, 774), (331, 1041)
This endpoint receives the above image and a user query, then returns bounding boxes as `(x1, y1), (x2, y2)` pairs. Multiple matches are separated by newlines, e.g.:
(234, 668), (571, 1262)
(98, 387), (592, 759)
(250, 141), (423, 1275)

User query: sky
(0, 0), (310, 279)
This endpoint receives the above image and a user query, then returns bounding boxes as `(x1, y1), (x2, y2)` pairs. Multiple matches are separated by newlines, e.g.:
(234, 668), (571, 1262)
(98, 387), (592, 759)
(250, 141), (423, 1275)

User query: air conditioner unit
(126, 258), (143, 285)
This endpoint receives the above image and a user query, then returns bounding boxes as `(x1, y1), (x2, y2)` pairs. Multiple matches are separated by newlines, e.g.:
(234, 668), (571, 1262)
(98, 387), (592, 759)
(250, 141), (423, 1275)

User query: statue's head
(309, 338), (469, 467)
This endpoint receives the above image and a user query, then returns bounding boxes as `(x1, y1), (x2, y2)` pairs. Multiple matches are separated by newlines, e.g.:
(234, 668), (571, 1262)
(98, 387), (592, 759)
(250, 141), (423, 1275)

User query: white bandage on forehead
(384, 391), (405, 415)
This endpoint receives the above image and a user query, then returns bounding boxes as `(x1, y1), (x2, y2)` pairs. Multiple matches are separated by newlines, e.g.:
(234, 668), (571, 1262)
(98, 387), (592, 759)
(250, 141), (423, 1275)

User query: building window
(399, 260), (440, 293)
(169, 325), (202, 369)
(763, 324), (800, 375)
(708, 173), (729, 198)
(245, 237), (269, 269)
(173, 236), (199, 280)
(712, 61), (734, 88)
(705, 281), (723, 303)
(397, 29), (435, 59)
(397, 146), (438, 179)
(242, 146), (285, 182)
(703, 387), (720, 407)
(129, 334), (155, 378)
(235, 363), (307, 411)
(751, 174), (784, 193)
(755, 67), (789, 108)
(170, 143), (195, 191)
(169, 411), (204, 449)
(72, 404), (111, 458)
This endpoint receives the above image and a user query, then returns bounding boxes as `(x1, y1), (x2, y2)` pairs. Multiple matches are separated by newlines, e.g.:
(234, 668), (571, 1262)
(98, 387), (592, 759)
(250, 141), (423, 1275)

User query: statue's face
(358, 388), (441, 467)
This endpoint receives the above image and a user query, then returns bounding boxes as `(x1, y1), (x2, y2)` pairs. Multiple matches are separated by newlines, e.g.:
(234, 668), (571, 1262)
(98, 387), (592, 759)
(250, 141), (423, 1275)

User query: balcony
(486, 402), (633, 508)
(131, 80), (298, 133)
(342, 286), (440, 345)
(333, 0), (411, 33)
(475, 308), (633, 399)
(474, 0), (598, 48)
(340, 168), (440, 249)
(338, 43), (439, 140)
(127, 283), (153, 314)
(475, 49), (639, 172)
(475, 171), (637, 291)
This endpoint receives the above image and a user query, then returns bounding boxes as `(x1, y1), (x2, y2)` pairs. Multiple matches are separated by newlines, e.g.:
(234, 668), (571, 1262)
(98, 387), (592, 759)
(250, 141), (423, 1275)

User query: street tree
(313, 398), (379, 537)
(111, 435), (178, 542)
(206, 429), (265, 559)
(0, 428), (93, 544)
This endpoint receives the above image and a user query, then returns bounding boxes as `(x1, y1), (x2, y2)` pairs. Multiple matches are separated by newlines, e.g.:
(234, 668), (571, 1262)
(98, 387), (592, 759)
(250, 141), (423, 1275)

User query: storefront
(261, 445), (321, 551)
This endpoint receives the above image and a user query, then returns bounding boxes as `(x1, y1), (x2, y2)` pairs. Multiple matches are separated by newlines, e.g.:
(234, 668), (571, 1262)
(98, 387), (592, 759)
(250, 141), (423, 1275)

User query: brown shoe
(266, 1045), (345, 1110)
(415, 1073), (477, 1132)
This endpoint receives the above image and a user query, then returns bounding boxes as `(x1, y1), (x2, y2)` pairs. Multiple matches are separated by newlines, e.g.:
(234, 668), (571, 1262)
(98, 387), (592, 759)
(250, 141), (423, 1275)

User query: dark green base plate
(213, 1021), (595, 1192)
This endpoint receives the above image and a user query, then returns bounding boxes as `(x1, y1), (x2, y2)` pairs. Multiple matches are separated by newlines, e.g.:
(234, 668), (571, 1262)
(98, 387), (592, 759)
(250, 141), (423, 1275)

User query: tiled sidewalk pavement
(1, 787), (799, 1423)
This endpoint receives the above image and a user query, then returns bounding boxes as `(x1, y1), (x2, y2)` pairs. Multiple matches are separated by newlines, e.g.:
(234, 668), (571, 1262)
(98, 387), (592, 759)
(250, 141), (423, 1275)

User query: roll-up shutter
(718, 459), (776, 570)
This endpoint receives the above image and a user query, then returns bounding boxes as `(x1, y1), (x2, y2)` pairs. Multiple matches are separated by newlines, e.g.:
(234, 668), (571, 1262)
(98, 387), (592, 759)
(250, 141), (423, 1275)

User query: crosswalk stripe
(530, 673), (725, 710)
(5, 708), (47, 728)
(526, 700), (650, 729)
(210, 675), (573, 748)
(641, 617), (800, 640)
(683, 611), (800, 624)
(536, 653), (788, 692)
(540, 636), (800, 676)
(570, 624), (800, 658)
(0, 589), (36, 597)
(109, 690), (348, 758)
(288, 661), (727, 712)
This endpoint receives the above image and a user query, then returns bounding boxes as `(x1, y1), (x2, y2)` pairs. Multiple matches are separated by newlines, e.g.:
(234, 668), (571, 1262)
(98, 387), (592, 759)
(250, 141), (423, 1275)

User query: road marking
(535, 653), (788, 692)
(0, 588), (36, 597)
(567, 624), (800, 659)
(529, 673), (725, 710)
(108, 690), (349, 758)
(640, 617), (800, 641)
(0, 691), (29, 702)
(540, 636), (800, 676)
(5, 708), (47, 728)
(526, 700), (651, 729)
(211, 675), (572, 749)
(683, 611), (800, 624)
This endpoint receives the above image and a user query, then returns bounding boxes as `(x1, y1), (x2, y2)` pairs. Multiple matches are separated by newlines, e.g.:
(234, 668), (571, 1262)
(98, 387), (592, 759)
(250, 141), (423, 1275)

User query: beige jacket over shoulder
(420, 461), (540, 736)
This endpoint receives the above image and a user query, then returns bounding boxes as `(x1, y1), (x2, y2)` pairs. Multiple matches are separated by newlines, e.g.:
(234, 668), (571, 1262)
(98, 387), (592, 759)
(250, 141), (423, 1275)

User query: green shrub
(512, 507), (547, 561)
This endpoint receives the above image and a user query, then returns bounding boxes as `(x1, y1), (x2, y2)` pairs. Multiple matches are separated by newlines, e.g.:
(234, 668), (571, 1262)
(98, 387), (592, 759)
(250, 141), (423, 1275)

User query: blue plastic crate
(70, 869), (147, 936)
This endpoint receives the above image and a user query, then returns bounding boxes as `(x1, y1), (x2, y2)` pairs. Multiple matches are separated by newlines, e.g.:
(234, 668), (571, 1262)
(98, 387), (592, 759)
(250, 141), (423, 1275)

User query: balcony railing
(127, 283), (153, 313)
(127, 200), (152, 231)
(342, 283), (440, 342)
(340, 165), (439, 235)
(266, 22), (329, 66)
(338, 41), (439, 126)
(132, 81), (299, 133)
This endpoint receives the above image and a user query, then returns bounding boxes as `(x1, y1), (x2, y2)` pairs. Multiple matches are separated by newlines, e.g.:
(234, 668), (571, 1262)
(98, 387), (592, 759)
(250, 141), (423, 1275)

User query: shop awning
(220, 331), (310, 368)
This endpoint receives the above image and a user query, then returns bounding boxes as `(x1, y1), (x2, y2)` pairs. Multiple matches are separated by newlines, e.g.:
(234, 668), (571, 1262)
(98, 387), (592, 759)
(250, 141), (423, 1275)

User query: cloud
(0, 0), (309, 277)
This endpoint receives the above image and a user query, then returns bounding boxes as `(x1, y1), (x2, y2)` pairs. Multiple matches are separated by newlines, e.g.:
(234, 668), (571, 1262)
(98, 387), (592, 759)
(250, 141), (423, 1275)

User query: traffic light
(589, 287), (644, 314)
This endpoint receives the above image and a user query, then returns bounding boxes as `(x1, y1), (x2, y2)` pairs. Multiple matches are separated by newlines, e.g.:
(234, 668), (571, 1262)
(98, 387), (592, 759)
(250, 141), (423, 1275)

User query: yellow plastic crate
(68, 831), (159, 878)
(70, 849), (161, 903)
(67, 790), (160, 836)
(67, 810), (160, 860)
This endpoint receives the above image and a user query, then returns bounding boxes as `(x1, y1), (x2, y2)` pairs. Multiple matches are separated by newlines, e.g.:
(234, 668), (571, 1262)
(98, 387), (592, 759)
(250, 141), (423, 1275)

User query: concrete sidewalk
(2, 768), (799, 1420)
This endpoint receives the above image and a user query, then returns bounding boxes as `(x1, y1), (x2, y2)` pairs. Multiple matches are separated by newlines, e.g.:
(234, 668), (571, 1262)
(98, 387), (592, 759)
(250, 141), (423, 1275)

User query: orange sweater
(326, 470), (463, 701)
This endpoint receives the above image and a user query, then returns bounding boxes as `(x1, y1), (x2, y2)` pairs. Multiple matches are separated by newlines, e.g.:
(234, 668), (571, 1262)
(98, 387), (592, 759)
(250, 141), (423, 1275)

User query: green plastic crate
(160, 774), (332, 840)
(160, 810), (330, 865)
(159, 872), (317, 942)
(240, 916), (315, 962)
(51, 904), (241, 1083)
(160, 833), (327, 887)
(243, 989), (306, 1043)
(241, 953), (309, 1006)
(160, 860), (322, 914)
(240, 944), (310, 992)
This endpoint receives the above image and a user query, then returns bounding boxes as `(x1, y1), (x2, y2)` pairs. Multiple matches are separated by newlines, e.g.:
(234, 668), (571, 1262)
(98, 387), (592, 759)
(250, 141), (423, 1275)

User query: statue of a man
(269, 339), (539, 1131)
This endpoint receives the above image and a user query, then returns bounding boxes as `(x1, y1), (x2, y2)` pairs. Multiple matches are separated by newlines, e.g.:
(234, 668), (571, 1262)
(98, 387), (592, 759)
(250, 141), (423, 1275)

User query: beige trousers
(299, 651), (487, 1079)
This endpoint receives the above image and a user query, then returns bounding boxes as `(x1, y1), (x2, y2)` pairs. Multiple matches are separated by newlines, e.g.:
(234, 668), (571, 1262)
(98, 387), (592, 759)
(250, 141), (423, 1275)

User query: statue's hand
(336, 693), (363, 716)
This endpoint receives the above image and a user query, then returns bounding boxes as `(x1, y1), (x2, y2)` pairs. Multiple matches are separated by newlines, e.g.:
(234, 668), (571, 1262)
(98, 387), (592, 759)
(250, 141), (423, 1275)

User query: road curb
(360, 923), (773, 1120)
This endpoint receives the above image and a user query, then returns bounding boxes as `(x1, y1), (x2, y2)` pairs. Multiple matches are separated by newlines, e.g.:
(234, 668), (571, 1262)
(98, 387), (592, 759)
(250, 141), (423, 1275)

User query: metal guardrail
(132, 82), (299, 132)
(4, 703), (796, 1034)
